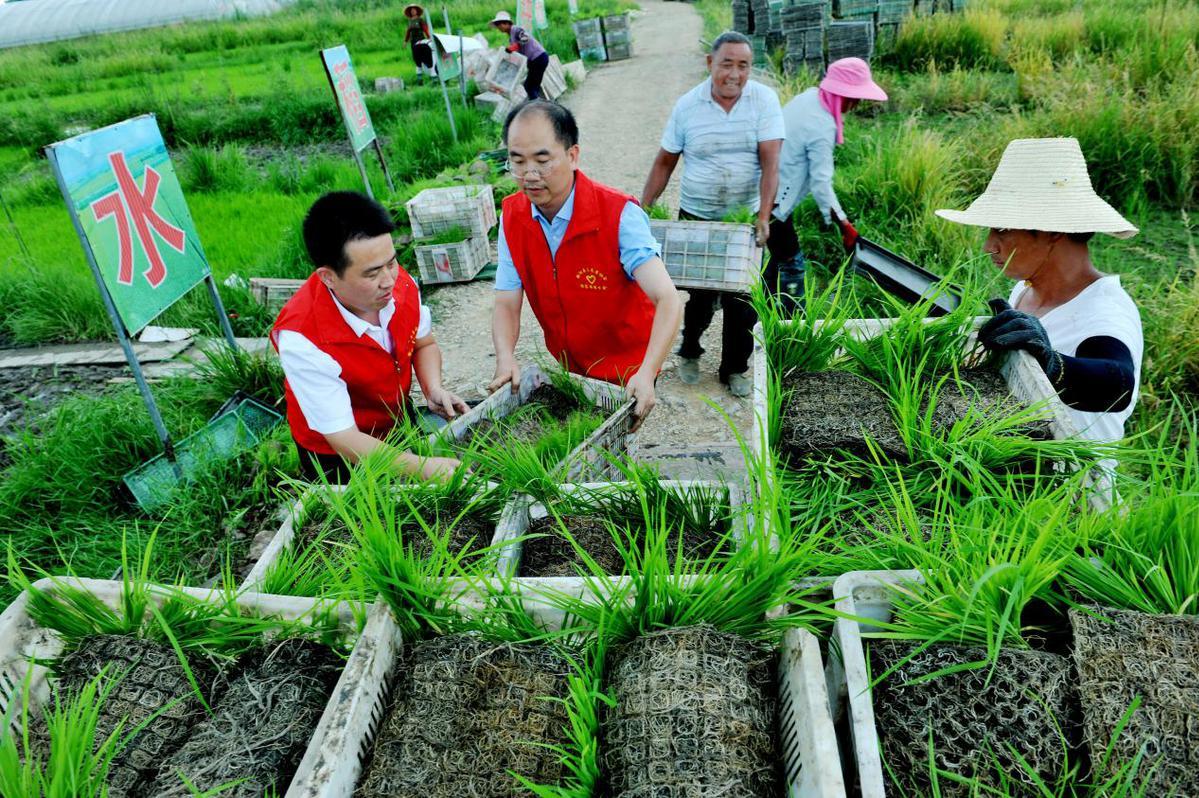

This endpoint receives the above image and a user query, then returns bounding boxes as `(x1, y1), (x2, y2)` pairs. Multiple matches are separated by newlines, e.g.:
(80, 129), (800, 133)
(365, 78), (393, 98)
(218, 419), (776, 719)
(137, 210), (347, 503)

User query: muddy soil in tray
(459, 383), (597, 448)
(931, 369), (1052, 438)
(602, 624), (779, 797)
(46, 634), (216, 798)
(778, 371), (906, 461)
(518, 513), (728, 577)
(870, 640), (1078, 797)
(1070, 606), (1199, 795)
(356, 633), (572, 797)
(294, 499), (495, 558)
(152, 638), (342, 797)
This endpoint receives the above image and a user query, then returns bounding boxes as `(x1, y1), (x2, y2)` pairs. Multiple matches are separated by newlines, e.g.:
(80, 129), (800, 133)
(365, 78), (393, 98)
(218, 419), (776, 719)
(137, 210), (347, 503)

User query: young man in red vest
(272, 192), (467, 482)
(490, 100), (682, 430)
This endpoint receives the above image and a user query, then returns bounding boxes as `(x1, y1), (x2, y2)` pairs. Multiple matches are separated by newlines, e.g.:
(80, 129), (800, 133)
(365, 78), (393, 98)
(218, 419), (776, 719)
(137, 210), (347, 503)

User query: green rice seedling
(179, 145), (252, 194)
(644, 203), (671, 220)
(413, 225), (471, 246)
(720, 206), (757, 225)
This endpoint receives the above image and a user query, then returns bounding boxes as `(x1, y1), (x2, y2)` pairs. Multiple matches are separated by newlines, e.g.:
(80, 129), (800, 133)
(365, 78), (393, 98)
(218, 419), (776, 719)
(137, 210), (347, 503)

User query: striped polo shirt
(660, 77), (785, 220)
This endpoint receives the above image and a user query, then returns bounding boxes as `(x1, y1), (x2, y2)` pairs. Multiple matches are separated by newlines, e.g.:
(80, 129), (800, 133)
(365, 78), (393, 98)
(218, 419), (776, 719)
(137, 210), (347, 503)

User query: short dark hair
(711, 31), (752, 55)
(502, 99), (579, 150)
(302, 191), (396, 276)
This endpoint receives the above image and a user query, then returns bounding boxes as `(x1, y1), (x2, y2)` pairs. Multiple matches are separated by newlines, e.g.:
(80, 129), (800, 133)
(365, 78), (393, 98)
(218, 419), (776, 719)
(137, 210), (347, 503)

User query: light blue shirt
(774, 87), (845, 224)
(660, 77), (785, 219)
(494, 185), (661, 291)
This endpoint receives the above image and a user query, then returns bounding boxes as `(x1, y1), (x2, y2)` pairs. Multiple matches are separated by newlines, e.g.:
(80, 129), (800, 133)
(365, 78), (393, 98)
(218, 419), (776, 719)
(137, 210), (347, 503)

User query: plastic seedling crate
(572, 17), (603, 37)
(826, 569), (924, 798)
(0, 576), (387, 798)
(750, 317), (1116, 512)
(490, 480), (752, 579)
(605, 42), (632, 61)
(240, 483), (505, 593)
(484, 51), (527, 98)
(601, 12), (631, 32)
(649, 219), (763, 292)
(431, 364), (636, 483)
(414, 234), (490, 284)
(286, 578), (846, 798)
(602, 27), (632, 46)
(123, 394), (283, 511)
(405, 184), (497, 241)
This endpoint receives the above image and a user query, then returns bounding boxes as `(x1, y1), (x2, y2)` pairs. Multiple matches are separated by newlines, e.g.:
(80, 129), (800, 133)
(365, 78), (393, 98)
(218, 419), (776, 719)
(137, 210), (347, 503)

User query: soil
(356, 633), (572, 797)
(931, 368), (1052, 439)
(458, 383), (594, 449)
(602, 624), (779, 797)
(517, 513), (728, 577)
(869, 640), (1079, 797)
(152, 638), (342, 797)
(1070, 605), (1199, 795)
(49, 634), (216, 798)
(0, 364), (123, 452)
(294, 498), (496, 559)
(778, 371), (906, 461)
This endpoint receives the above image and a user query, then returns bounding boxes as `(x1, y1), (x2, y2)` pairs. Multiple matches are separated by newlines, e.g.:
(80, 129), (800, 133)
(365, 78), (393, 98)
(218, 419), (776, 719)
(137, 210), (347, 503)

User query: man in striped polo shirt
(640, 31), (784, 397)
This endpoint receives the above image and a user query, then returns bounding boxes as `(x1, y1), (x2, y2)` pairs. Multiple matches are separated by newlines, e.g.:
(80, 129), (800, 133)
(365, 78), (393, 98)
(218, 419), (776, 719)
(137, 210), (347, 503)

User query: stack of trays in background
(572, 17), (606, 62)
(781, 0), (829, 75)
(406, 185), (498, 284)
(732, 0), (753, 33)
(602, 13), (632, 61)
(827, 19), (875, 62)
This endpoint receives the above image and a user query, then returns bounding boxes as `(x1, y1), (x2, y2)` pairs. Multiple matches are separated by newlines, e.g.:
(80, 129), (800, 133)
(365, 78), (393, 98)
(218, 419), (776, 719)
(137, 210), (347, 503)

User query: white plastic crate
(414, 233), (490, 284)
(649, 219), (763, 292)
(285, 578), (846, 798)
(605, 41), (632, 61)
(484, 50), (527, 98)
(405, 183), (497, 240)
(490, 480), (750, 578)
(751, 316), (1116, 512)
(542, 54), (567, 99)
(433, 364), (637, 483)
(0, 576), (385, 798)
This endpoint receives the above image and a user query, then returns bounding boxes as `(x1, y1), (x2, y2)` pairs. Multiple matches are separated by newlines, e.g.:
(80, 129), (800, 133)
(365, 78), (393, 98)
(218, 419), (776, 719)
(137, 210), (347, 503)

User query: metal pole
(435, 39), (459, 143)
(351, 147), (374, 198)
(373, 140), (396, 194)
(45, 145), (180, 472)
(458, 30), (468, 107)
(203, 273), (240, 351)
(0, 188), (29, 258)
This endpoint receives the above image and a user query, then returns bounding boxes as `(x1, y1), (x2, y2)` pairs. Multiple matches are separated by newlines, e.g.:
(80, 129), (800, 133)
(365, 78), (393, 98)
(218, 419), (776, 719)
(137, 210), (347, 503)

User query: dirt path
(430, 0), (755, 448)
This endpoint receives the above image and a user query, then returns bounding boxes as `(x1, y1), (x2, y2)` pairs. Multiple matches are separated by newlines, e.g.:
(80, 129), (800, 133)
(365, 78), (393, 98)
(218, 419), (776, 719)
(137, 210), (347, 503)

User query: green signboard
(432, 35), (462, 81)
(321, 45), (377, 153)
(46, 115), (210, 336)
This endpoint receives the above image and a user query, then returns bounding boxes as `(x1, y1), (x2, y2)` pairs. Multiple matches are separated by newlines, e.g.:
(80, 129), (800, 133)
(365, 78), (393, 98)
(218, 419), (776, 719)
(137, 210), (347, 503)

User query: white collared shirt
(276, 288), (432, 435)
(660, 77), (785, 219)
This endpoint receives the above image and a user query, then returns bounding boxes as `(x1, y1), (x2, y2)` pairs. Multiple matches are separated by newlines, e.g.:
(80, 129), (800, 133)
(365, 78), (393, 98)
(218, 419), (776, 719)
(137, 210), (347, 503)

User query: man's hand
(505, 42), (519, 53)
(625, 369), (657, 432)
(754, 217), (771, 247)
(417, 455), (465, 482)
(425, 386), (470, 419)
(488, 357), (522, 394)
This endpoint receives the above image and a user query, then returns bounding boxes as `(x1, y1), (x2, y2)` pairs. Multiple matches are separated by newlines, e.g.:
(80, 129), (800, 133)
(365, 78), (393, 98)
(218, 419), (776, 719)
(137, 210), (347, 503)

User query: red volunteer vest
(502, 170), (655, 384)
(271, 270), (420, 455)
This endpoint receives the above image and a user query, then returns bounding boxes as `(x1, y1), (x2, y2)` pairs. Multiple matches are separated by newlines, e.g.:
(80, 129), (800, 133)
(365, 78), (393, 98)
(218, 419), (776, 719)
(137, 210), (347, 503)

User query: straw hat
(403, 3), (424, 17)
(936, 138), (1137, 239)
(820, 58), (887, 102)
(489, 10), (514, 26)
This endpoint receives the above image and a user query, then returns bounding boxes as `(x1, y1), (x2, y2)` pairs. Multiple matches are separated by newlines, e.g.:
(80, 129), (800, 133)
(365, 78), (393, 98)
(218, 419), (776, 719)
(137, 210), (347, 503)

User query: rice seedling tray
(0, 576), (386, 798)
(288, 578), (846, 798)
(405, 184), (497, 241)
(433, 364), (636, 483)
(483, 51), (527, 99)
(239, 483), (505, 594)
(604, 42), (632, 61)
(413, 233), (490, 284)
(750, 317), (1116, 512)
(648, 219), (763, 292)
(490, 480), (751, 578)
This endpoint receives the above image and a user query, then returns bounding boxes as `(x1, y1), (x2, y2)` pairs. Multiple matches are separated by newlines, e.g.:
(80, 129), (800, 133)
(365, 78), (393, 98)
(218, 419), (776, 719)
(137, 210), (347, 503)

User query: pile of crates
(405, 185), (497, 284)
(781, 1), (829, 75)
(573, 13), (633, 62)
(572, 17), (606, 61)
(827, 19), (875, 61)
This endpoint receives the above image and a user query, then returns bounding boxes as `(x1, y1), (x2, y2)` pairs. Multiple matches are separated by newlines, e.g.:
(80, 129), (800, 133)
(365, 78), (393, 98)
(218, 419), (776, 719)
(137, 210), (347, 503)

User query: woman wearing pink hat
(768, 57), (887, 313)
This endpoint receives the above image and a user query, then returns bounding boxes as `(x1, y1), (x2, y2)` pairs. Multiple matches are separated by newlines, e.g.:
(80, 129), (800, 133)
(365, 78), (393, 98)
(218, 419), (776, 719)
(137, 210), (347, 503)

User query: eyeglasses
(507, 158), (559, 178)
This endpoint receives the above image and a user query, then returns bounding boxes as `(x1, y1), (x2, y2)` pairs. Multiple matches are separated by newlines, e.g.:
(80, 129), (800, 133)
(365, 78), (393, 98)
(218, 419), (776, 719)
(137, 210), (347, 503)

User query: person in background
(936, 137), (1143, 444)
(640, 31), (784, 398)
(770, 57), (887, 314)
(403, 4), (435, 84)
(491, 101), (683, 431)
(490, 10), (551, 100)
(273, 191), (467, 483)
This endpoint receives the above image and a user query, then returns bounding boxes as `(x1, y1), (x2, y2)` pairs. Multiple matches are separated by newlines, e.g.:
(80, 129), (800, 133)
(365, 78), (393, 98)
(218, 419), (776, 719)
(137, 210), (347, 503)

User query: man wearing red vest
(490, 100), (682, 429)
(272, 192), (467, 482)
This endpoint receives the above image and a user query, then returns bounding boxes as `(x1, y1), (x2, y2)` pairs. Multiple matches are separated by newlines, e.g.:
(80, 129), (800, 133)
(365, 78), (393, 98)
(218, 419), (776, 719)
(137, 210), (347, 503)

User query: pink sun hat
(819, 57), (888, 101)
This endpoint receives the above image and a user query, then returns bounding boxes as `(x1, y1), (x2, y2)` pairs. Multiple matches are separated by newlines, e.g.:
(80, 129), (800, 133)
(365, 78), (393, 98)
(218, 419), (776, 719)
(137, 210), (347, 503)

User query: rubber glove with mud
(980, 298), (1063, 383)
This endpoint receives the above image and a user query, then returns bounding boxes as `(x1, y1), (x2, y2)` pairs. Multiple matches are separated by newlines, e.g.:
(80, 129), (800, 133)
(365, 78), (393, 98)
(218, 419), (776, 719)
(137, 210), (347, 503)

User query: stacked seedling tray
(490, 480), (751, 579)
(0, 577), (387, 798)
(782, 1), (828, 74)
(406, 184), (497, 284)
(572, 17), (607, 61)
(541, 54), (568, 99)
(827, 19), (875, 61)
(649, 219), (763, 292)
(483, 51), (527, 99)
(433, 364), (636, 483)
(601, 12), (632, 61)
(289, 579), (847, 798)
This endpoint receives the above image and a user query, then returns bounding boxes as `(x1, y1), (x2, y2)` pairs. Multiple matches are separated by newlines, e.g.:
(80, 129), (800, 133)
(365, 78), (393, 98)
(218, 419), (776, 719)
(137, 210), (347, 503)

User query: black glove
(980, 298), (1063, 383)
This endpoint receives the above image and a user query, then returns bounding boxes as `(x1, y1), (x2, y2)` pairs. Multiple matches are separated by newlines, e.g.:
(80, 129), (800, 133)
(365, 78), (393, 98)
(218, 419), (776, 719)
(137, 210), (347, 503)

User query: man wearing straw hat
(490, 10), (551, 100)
(936, 137), (1143, 443)
(403, 4), (435, 84)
